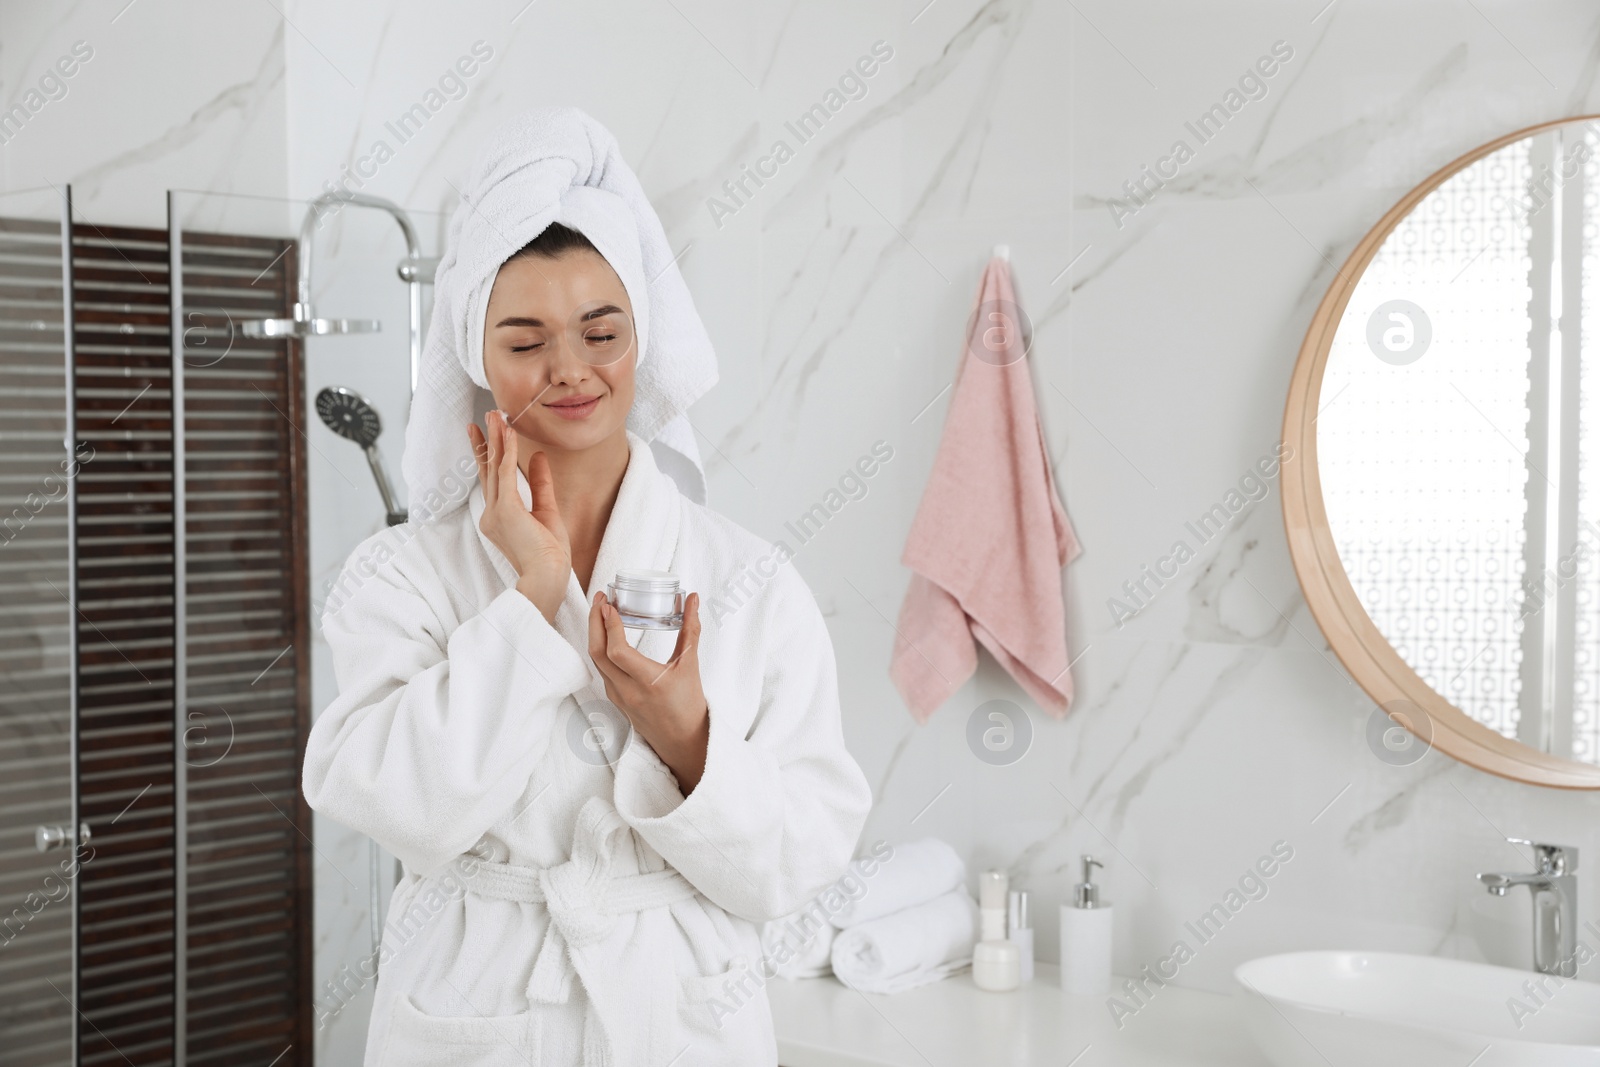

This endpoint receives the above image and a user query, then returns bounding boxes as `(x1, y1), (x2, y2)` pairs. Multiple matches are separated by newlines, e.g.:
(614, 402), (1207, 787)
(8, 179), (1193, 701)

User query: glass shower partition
(3, 180), (441, 1065)
(168, 188), (442, 1066)
(0, 186), (76, 1067)
(167, 189), (313, 1065)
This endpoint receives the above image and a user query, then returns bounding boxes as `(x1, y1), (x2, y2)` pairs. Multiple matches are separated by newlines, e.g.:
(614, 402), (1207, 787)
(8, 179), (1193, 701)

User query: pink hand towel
(890, 253), (1082, 723)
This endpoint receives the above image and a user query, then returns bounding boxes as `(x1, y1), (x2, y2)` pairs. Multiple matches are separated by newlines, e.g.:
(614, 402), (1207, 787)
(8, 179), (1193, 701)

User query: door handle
(35, 822), (91, 852)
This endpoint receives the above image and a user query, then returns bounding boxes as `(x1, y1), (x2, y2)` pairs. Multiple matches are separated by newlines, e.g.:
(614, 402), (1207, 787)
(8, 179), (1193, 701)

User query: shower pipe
(243, 190), (439, 393)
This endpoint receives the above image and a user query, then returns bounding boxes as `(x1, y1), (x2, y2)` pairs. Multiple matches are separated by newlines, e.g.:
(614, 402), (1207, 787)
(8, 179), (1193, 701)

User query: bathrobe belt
(457, 795), (701, 1066)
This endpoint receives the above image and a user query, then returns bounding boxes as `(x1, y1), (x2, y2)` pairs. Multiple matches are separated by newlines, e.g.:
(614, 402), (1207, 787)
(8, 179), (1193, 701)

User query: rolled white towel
(830, 837), (966, 928)
(830, 888), (978, 994)
(760, 909), (837, 979)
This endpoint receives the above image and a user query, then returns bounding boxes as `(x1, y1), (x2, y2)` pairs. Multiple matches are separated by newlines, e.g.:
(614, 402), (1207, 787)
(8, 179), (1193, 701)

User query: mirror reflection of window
(1320, 123), (1600, 764)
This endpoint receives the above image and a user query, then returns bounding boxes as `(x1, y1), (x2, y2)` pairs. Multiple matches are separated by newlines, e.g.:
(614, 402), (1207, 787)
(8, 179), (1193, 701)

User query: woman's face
(482, 247), (637, 454)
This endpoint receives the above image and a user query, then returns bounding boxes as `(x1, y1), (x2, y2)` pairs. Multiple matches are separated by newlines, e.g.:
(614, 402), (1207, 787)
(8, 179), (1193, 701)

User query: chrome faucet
(1478, 838), (1578, 978)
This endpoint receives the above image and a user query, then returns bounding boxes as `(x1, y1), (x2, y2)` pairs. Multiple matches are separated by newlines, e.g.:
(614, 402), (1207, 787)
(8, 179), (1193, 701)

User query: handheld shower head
(317, 385), (383, 448)
(316, 387), (407, 526)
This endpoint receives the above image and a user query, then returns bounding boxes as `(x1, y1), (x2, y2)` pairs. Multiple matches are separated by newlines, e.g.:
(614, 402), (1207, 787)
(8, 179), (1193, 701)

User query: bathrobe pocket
(664, 895), (772, 1060)
(388, 993), (538, 1066)
(676, 954), (754, 1039)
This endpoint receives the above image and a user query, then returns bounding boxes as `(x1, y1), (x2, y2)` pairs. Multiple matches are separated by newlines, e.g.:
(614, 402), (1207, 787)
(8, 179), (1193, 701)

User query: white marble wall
(12, 0), (1600, 1062)
(0, 1), (288, 225)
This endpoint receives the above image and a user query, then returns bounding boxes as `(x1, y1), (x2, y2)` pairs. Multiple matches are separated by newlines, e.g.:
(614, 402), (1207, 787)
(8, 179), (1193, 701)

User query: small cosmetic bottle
(606, 569), (685, 630)
(973, 869), (1020, 992)
(1060, 855), (1112, 995)
(1008, 889), (1034, 983)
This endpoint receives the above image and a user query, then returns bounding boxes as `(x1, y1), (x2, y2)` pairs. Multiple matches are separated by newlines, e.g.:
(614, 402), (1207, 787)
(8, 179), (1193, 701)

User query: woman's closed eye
(583, 314), (631, 351)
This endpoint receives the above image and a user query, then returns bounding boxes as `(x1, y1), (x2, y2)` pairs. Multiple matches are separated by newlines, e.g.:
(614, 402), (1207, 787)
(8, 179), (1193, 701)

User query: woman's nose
(543, 327), (594, 384)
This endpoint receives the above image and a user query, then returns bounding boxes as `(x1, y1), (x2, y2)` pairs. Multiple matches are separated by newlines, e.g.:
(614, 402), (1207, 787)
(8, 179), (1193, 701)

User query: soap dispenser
(1060, 855), (1112, 995)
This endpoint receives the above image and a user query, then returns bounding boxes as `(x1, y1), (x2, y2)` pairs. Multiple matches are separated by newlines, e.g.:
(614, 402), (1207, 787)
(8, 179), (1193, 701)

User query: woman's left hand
(587, 590), (710, 794)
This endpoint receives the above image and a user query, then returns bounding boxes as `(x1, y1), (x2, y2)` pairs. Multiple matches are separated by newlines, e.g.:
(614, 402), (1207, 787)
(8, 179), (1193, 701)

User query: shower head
(243, 316), (380, 338)
(242, 307), (380, 338)
(242, 300), (379, 339)
(316, 386), (383, 446)
(316, 386), (407, 526)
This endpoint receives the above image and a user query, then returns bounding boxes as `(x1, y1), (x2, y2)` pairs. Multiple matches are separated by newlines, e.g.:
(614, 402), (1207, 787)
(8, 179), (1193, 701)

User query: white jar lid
(613, 568), (679, 590)
(974, 940), (1020, 962)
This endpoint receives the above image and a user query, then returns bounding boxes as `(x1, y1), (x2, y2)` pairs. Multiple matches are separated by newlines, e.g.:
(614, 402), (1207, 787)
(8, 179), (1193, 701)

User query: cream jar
(606, 569), (685, 631)
(972, 938), (1020, 992)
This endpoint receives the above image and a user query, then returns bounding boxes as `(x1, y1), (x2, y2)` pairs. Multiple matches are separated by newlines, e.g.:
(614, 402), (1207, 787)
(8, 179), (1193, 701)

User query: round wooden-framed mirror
(1283, 115), (1600, 789)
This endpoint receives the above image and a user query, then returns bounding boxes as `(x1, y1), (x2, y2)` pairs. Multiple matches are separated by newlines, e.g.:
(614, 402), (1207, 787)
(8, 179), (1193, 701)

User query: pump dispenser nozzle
(1073, 855), (1104, 908)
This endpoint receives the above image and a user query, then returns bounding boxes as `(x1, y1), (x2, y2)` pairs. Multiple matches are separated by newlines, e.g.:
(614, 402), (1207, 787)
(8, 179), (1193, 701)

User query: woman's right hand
(468, 410), (572, 624)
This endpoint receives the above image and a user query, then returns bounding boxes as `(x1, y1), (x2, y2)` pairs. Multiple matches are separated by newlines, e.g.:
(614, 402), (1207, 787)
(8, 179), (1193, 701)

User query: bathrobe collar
(467, 427), (683, 654)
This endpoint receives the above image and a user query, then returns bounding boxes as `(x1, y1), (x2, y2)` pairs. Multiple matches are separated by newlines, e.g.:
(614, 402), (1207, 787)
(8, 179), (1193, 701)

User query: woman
(302, 108), (873, 1066)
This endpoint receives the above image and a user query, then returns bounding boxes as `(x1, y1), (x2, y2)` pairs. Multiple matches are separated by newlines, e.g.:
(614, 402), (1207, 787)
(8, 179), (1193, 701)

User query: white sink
(1235, 951), (1600, 1066)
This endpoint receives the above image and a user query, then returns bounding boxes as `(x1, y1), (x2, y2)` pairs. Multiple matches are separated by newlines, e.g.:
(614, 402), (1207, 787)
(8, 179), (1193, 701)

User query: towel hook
(993, 244), (1010, 261)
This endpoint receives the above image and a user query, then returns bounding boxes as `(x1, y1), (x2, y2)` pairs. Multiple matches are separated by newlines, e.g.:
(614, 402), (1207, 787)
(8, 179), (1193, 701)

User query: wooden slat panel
(68, 220), (310, 1067)
(177, 228), (311, 1065)
(70, 220), (178, 1067)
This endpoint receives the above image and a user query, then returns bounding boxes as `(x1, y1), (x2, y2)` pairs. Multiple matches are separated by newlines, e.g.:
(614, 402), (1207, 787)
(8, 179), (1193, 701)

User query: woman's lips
(545, 395), (601, 420)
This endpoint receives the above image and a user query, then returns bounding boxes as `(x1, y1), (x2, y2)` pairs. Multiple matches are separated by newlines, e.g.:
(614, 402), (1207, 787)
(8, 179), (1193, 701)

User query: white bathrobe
(303, 428), (873, 1066)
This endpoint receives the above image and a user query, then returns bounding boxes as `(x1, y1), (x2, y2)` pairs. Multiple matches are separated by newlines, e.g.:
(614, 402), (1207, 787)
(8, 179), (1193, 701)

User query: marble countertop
(769, 963), (1273, 1067)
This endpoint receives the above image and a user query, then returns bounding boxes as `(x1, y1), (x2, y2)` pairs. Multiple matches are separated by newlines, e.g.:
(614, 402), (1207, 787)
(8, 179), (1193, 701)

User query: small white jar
(972, 939), (1020, 992)
(607, 569), (685, 630)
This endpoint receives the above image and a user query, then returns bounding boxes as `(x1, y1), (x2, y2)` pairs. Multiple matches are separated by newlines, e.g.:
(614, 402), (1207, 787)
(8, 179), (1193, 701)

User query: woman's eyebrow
(494, 305), (624, 329)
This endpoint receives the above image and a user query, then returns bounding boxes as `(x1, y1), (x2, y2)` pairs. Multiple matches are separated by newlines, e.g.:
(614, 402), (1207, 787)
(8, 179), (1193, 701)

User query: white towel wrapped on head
(830, 888), (978, 994)
(829, 836), (966, 928)
(402, 104), (719, 520)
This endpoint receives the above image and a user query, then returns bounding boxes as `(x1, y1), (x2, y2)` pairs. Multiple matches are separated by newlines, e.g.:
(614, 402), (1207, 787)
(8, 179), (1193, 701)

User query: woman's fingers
(600, 596), (643, 678)
(468, 422), (487, 496)
(668, 592), (700, 665)
(526, 450), (570, 552)
(481, 411), (501, 508)
(586, 593), (610, 668)
(588, 593), (644, 688)
(591, 591), (688, 686)
(587, 592), (628, 690)
(494, 412), (518, 510)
